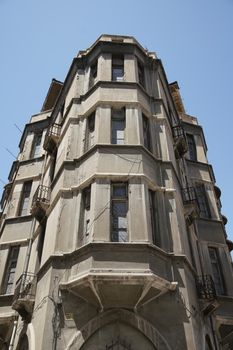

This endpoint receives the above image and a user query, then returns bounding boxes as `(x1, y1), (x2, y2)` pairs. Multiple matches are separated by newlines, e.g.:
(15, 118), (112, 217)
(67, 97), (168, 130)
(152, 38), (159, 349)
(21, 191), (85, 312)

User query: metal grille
(172, 125), (185, 140)
(13, 272), (37, 302)
(196, 275), (216, 300)
(32, 185), (50, 207)
(182, 187), (196, 204)
(46, 123), (61, 138)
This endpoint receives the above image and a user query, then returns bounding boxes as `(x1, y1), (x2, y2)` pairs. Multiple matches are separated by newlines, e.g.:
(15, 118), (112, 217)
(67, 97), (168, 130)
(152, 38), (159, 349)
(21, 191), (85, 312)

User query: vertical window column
(196, 184), (211, 218)
(112, 55), (124, 81)
(89, 60), (98, 88)
(208, 247), (225, 295)
(79, 186), (91, 245)
(142, 114), (151, 152)
(2, 246), (19, 294)
(187, 134), (197, 161)
(148, 190), (159, 246)
(111, 108), (125, 144)
(18, 181), (32, 216)
(30, 131), (43, 158)
(85, 112), (95, 151)
(137, 59), (145, 88)
(111, 183), (128, 242)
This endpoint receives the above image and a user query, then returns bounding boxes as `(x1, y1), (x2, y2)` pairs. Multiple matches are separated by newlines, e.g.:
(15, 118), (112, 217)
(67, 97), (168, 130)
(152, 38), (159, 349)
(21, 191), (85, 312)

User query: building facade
(0, 35), (233, 349)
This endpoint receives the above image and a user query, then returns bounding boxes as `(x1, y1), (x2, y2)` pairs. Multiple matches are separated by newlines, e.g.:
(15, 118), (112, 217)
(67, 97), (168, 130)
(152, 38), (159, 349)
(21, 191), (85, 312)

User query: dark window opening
(208, 247), (225, 295)
(111, 108), (125, 144)
(196, 184), (211, 218)
(112, 56), (124, 81)
(2, 246), (19, 294)
(89, 61), (98, 88)
(85, 112), (95, 151)
(111, 183), (128, 242)
(138, 60), (145, 87)
(30, 132), (43, 159)
(18, 181), (32, 216)
(187, 134), (197, 161)
(142, 114), (151, 151)
(79, 186), (91, 245)
(149, 190), (159, 246)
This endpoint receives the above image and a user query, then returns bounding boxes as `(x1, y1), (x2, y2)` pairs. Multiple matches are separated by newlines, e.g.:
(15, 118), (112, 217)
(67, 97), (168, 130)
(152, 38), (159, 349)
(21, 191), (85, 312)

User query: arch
(66, 309), (172, 350)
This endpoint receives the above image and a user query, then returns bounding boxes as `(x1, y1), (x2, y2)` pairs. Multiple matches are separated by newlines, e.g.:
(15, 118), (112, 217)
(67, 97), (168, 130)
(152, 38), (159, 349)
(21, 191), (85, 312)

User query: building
(0, 34), (233, 350)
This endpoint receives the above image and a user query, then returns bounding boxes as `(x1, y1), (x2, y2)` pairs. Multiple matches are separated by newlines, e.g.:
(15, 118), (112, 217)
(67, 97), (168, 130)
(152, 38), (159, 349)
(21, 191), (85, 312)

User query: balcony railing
(196, 275), (216, 300)
(182, 187), (197, 205)
(172, 125), (188, 158)
(12, 272), (37, 321)
(43, 123), (61, 154)
(31, 185), (50, 221)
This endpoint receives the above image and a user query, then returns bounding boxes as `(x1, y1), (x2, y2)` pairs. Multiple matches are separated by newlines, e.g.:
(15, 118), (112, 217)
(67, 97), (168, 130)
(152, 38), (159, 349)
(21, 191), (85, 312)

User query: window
(142, 114), (151, 151)
(111, 183), (128, 242)
(149, 190), (159, 246)
(111, 108), (125, 144)
(112, 55), (124, 81)
(89, 61), (98, 88)
(79, 186), (91, 245)
(138, 60), (145, 87)
(30, 131), (43, 158)
(208, 247), (225, 295)
(195, 184), (211, 218)
(18, 181), (32, 216)
(85, 112), (95, 151)
(2, 246), (19, 294)
(187, 134), (197, 161)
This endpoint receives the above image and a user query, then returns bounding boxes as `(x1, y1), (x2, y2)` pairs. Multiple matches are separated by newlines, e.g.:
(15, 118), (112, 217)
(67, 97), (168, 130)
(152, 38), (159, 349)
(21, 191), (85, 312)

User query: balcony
(172, 125), (187, 158)
(31, 185), (50, 221)
(59, 243), (177, 313)
(196, 275), (218, 315)
(182, 187), (199, 221)
(12, 272), (37, 322)
(43, 123), (61, 155)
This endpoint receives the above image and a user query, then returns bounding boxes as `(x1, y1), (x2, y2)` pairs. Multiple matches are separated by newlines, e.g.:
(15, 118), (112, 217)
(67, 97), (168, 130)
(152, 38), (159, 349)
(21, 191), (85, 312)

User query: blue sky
(0, 0), (233, 242)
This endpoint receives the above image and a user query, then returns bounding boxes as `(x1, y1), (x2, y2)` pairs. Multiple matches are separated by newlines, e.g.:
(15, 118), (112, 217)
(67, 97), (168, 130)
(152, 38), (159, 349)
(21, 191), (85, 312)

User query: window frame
(18, 181), (32, 217)
(2, 246), (20, 295)
(30, 131), (43, 159)
(208, 246), (225, 295)
(186, 133), (197, 161)
(111, 183), (128, 242)
(79, 186), (91, 245)
(148, 189), (159, 246)
(85, 112), (95, 151)
(142, 114), (152, 152)
(137, 59), (145, 88)
(195, 183), (211, 218)
(111, 108), (126, 145)
(112, 55), (124, 82)
(89, 60), (98, 88)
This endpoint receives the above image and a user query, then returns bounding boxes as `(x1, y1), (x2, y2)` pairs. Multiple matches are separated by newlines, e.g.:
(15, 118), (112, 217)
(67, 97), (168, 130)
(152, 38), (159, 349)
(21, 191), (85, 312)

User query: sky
(0, 0), (232, 243)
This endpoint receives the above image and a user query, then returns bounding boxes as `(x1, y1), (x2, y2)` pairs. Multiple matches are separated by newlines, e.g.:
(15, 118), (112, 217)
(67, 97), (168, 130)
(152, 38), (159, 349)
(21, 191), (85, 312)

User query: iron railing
(172, 125), (186, 141)
(196, 275), (216, 300)
(32, 185), (50, 207)
(46, 123), (61, 139)
(13, 272), (37, 303)
(182, 187), (197, 204)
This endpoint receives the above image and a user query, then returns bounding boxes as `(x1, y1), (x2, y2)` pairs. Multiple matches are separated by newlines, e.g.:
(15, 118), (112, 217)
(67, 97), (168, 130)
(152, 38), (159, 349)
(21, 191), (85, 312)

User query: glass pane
(113, 185), (127, 198)
(112, 68), (124, 81)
